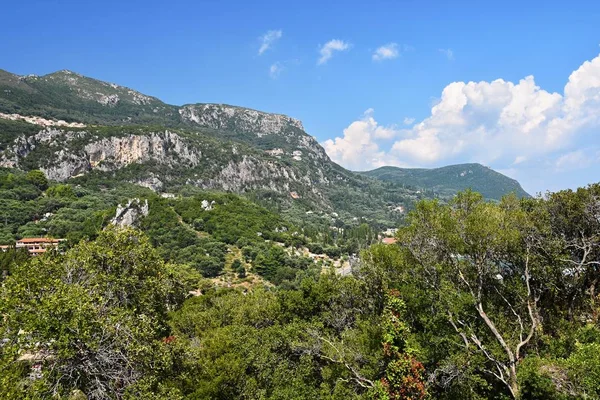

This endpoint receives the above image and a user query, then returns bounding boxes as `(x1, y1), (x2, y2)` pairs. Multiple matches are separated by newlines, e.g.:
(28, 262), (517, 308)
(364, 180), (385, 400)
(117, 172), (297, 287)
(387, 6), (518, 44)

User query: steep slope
(361, 164), (530, 200)
(0, 69), (180, 125)
(0, 68), (530, 225)
(0, 118), (417, 226)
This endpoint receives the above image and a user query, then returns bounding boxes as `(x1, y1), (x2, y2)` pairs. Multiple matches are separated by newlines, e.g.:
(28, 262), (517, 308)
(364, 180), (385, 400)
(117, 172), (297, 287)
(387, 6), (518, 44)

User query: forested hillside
(2, 67), (592, 400)
(0, 167), (383, 286)
(1, 182), (599, 399)
(362, 163), (530, 201)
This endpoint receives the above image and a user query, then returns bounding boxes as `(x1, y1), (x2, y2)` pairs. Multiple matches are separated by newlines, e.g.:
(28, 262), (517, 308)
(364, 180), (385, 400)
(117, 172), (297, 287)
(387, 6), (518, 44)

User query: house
(0, 237), (65, 256)
(381, 237), (397, 245)
(383, 228), (398, 236)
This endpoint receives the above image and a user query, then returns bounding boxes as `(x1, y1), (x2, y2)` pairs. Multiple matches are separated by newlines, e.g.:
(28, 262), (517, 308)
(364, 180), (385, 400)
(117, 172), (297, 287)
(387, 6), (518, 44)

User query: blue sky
(1, 0), (599, 195)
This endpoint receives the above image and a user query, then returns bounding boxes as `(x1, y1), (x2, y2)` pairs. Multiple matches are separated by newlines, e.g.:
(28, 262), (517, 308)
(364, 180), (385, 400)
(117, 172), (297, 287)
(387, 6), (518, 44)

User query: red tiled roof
(382, 237), (397, 245)
(17, 238), (60, 244)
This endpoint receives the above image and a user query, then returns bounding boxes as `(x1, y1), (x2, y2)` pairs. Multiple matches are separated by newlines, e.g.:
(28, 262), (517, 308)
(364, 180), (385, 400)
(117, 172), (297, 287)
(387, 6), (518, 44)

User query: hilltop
(361, 163), (530, 201)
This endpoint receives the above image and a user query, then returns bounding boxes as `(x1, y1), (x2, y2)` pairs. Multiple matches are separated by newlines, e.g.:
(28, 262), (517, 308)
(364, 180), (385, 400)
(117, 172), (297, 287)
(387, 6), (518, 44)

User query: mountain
(0, 69), (422, 226)
(361, 164), (530, 201)
(0, 68), (528, 226)
(0, 69), (326, 159)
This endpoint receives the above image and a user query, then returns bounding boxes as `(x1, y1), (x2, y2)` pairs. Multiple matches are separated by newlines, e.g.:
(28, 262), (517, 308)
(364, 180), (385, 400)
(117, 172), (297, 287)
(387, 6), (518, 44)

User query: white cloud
(513, 156), (527, 165)
(555, 150), (594, 171)
(321, 109), (405, 170)
(403, 117), (415, 125)
(322, 52), (600, 180)
(258, 30), (282, 55)
(389, 56), (598, 165)
(318, 39), (351, 65)
(439, 48), (454, 60)
(269, 62), (283, 79)
(373, 43), (399, 61)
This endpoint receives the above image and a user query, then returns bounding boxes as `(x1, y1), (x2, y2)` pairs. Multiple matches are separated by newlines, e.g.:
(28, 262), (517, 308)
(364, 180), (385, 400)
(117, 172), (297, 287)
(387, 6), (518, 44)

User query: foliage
(174, 193), (287, 245)
(0, 246), (29, 280)
(362, 164), (530, 201)
(0, 137), (599, 400)
(0, 228), (189, 399)
(371, 290), (427, 400)
(25, 170), (48, 190)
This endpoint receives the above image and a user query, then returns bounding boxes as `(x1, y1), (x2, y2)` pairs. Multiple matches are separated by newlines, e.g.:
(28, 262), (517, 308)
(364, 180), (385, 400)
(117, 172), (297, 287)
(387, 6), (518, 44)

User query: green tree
(46, 183), (76, 199)
(25, 170), (48, 190)
(397, 191), (544, 398)
(231, 258), (246, 278)
(0, 246), (29, 280)
(370, 290), (427, 400)
(0, 227), (187, 399)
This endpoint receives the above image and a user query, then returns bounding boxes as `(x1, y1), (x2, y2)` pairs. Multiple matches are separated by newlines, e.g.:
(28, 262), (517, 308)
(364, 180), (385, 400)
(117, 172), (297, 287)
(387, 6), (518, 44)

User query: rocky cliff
(0, 127), (200, 181)
(0, 121), (336, 203)
(0, 67), (524, 224)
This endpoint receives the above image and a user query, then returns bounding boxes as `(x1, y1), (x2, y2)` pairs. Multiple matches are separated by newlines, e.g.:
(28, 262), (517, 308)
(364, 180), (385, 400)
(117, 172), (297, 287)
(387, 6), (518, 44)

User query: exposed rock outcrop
(85, 131), (200, 171)
(179, 104), (304, 134)
(110, 199), (149, 228)
(1, 129), (201, 181)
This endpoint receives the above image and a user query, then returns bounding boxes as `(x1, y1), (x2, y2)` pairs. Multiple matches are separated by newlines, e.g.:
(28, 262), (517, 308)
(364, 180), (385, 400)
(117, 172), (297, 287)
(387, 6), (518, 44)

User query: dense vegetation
(1, 182), (599, 399)
(0, 167), (377, 285)
(361, 164), (530, 201)
(2, 67), (598, 399)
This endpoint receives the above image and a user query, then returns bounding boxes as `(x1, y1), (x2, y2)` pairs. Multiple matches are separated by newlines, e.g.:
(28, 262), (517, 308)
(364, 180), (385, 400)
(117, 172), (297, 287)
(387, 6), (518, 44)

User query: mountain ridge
(361, 163), (530, 200)
(0, 67), (529, 226)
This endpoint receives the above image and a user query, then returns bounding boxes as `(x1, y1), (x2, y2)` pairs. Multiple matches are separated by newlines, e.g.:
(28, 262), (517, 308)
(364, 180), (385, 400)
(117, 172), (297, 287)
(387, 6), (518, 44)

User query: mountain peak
(362, 163), (530, 200)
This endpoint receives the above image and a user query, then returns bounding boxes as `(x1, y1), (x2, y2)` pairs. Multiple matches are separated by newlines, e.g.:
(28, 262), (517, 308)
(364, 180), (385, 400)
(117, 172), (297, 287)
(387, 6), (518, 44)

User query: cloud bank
(322, 53), (600, 180)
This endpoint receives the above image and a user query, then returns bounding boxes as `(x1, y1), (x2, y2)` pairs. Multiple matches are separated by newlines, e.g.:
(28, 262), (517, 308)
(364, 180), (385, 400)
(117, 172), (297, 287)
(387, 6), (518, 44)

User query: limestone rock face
(84, 131), (200, 171)
(1, 129), (201, 181)
(110, 198), (149, 228)
(179, 104), (304, 135)
(178, 104), (329, 161)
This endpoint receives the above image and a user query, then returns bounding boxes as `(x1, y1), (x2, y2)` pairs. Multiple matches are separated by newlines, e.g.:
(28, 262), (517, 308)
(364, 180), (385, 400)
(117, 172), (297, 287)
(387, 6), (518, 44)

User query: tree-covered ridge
(361, 163), (530, 201)
(0, 167), (381, 285)
(1, 183), (599, 399)
(0, 69), (179, 126)
(0, 68), (321, 159)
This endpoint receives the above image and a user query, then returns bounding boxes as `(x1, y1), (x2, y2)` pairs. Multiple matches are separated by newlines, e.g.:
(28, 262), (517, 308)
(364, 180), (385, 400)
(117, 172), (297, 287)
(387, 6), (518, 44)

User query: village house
(0, 237), (65, 255)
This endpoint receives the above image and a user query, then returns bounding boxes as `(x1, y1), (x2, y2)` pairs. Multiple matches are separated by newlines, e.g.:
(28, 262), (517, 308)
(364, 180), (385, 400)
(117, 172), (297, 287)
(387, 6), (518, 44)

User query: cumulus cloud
(269, 62), (283, 79)
(318, 39), (351, 65)
(555, 150), (595, 171)
(403, 117), (415, 125)
(258, 30), (282, 55)
(321, 109), (405, 170)
(439, 48), (454, 60)
(373, 43), (399, 61)
(390, 53), (600, 165)
(323, 52), (600, 178)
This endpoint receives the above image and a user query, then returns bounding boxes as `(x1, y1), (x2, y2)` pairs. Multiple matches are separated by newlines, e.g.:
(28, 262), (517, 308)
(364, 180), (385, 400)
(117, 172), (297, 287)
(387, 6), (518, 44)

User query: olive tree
(398, 192), (544, 398)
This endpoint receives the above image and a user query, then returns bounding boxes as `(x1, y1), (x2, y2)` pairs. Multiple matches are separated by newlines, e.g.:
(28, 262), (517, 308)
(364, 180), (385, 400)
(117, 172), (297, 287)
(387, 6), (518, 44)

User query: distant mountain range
(0, 68), (529, 225)
(361, 164), (530, 201)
